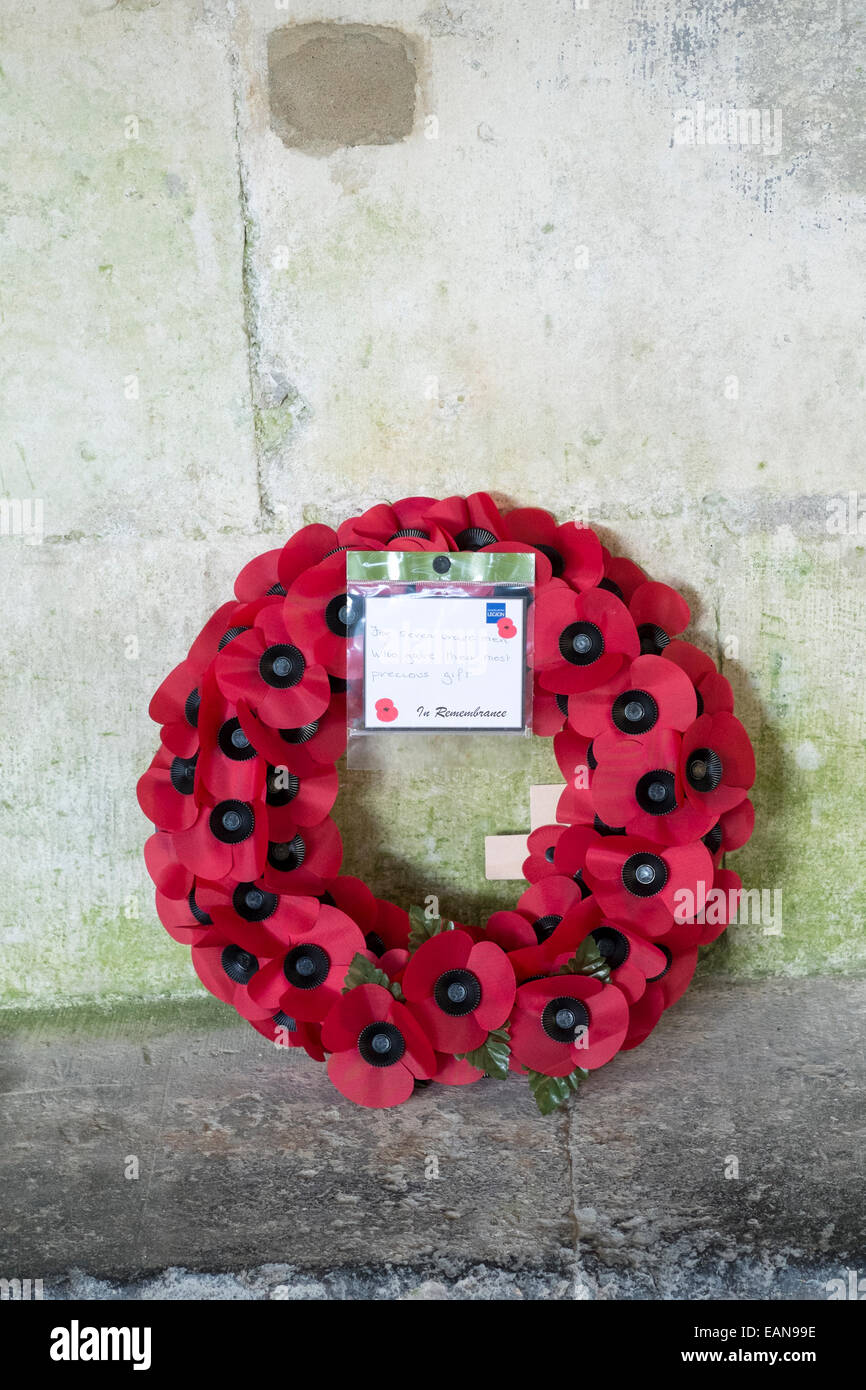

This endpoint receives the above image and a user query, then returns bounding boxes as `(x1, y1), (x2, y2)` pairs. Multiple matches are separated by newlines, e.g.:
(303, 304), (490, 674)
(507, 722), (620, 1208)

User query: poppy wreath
(139, 493), (755, 1113)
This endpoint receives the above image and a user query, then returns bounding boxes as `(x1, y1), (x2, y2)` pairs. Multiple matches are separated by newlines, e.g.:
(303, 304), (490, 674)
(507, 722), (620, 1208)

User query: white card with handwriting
(362, 594), (527, 730)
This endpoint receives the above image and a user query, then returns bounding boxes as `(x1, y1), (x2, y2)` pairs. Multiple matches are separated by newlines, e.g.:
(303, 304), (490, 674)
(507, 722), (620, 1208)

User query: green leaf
(526, 1066), (589, 1116)
(342, 951), (405, 1002)
(455, 1022), (511, 1080)
(556, 935), (611, 983)
(407, 904), (455, 955)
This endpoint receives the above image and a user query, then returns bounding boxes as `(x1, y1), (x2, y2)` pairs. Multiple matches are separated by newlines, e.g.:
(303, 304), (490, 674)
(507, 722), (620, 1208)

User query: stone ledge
(1, 977), (863, 1297)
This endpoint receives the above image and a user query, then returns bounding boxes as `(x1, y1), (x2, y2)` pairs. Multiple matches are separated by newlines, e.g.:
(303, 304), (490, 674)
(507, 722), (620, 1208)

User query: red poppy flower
(148, 599), (241, 757)
(568, 653), (697, 748)
(214, 598), (330, 730)
(535, 581), (639, 694)
(718, 798), (755, 853)
(191, 938), (274, 1025)
(483, 910), (538, 952)
(515, 900), (667, 1007)
(319, 874), (378, 935)
(662, 639), (733, 717)
(510, 975), (628, 1073)
(501, 509), (604, 591)
(321, 983), (436, 1108)
(234, 548), (285, 602)
(497, 616), (517, 639)
(365, 898), (410, 957)
(236, 691), (347, 773)
(600, 549), (645, 604)
(155, 880), (220, 944)
(533, 680), (568, 736)
(170, 790), (268, 884)
(680, 712), (755, 816)
(591, 726), (716, 845)
(260, 816), (343, 896)
(285, 552), (366, 679)
(620, 920), (701, 1051)
(137, 745), (200, 832)
(144, 831), (192, 900)
(261, 759), (339, 838)
(275, 523), (344, 592)
(522, 823), (568, 883)
(584, 833), (714, 937)
(402, 928), (516, 1052)
(511, 875), (591, 948)
(193, 880), (320, 957)
(629, 581), (690, 656)
(194, 671), (267, 804)
(550, 821), (604, 896)
(684, 867), (743, 945)
(251, 1012), (326, 1062)
(422, 491), (505, 551)
(434, 1053), (485, 1085)
(337, 497), (452, 551)
(375, 697), (399, 722)
(246, 903), (366, 1022)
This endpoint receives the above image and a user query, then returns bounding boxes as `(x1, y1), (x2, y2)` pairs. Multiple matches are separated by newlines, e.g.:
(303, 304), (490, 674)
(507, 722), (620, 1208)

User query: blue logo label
(486, 602), (506, 622)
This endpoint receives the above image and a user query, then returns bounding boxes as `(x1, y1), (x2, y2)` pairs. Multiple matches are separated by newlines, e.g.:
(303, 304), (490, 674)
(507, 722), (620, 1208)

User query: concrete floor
(3, 975), (863, 1299)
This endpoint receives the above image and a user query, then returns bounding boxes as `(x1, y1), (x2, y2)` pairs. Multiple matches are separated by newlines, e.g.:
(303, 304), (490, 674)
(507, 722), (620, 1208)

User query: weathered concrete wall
(1, 0), (864, 1011)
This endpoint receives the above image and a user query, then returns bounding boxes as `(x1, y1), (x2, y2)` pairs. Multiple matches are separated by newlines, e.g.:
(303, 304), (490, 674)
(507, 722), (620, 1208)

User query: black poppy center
(358, 1021), (406, 1068)
(219, 625), (251, 650)
(273, 1011), (297, 1031)
(210, 800), (255, 843)
(365, 931), (386, 957)
(267, 835), (306, 872)
(266, 765), (300, 806)
(433, 968), (482, 1017)
(232, 882), (278, 922)
(187, 888), (212, 926)
(283, 942), (330, 990)
(647, 946), (673, 983)
(559, 621), (604, 666)
(388, 527), (429, 542)
(542, 996), (590, 1044)
(555, 693), (569, 717)
(638, 622), (670, 656)
(586, 739), (598, 769)
(184, 687), (200, 728)
(455, 526), (497, 550)
(592, 926), (631, 968)
(686, 747), (723, 793)
(635, 769), (677, 815)
(594, 814), (626, 836)
(170, 753), (197, 795)
(218, 718), (256, 761)
(280, 721), (319, 744)
(622, 851), (669, 897)
(532, 913), (562, 944)
(325, 592), (360, 638)
(544, 845), (556, 863)
(612, 689), (658, 735)
(259, 644), (305, 689)
(598, 576), (624, 601)
(221, 944), (259, 985)
(535, 543), (565, 578)
(703, 822), (723, 855)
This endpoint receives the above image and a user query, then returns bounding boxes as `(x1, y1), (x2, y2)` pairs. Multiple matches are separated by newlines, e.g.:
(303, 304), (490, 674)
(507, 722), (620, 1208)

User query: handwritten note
(362, 594), (526, 730)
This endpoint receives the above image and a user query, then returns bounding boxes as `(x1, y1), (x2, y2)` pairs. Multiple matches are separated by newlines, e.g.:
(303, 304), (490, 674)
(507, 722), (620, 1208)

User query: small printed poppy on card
(497, 616), (517, 639)
(375, 697), (398, 723)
